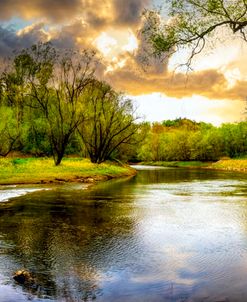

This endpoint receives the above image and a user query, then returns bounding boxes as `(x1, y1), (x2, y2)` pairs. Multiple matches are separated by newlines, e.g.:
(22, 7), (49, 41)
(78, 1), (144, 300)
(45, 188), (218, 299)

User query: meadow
(0, 157), (136, 185)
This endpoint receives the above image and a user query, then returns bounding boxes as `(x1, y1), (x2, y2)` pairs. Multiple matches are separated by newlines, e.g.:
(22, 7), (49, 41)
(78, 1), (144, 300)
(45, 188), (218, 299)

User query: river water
(0, 166), (247, 302)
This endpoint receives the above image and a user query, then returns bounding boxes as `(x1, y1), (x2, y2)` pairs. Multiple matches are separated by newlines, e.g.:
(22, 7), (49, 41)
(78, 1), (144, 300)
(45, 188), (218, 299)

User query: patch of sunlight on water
(0, 187), (47, 202)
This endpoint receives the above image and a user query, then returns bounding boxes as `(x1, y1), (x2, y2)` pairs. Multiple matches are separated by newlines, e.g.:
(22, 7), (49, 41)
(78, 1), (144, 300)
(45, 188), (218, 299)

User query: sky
(0, 0), (246, 125)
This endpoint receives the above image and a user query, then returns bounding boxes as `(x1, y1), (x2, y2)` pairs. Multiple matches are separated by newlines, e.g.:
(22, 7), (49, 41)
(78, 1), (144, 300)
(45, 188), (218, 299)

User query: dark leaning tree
(11, 43), (96, 165)
(77, 80), (140, 164)
(143, 0), (247, 65)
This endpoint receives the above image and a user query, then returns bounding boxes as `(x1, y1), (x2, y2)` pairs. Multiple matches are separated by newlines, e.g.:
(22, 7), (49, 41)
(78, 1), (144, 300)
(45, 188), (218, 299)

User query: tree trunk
(54, 151), (64, 166)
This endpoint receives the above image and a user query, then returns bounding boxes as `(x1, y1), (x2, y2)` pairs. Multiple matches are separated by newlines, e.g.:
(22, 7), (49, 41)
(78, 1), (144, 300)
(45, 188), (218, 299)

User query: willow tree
(14, 43), (96, 165)
(143, 0), (247, 65)
(77, 80), (139, 163)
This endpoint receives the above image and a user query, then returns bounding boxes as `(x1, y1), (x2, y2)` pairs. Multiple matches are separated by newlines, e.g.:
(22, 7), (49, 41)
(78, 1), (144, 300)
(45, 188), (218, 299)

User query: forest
(134, 118), (247, 162)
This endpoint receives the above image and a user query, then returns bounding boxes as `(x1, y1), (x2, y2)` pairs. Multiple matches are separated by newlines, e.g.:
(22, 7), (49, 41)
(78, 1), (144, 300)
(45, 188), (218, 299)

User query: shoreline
(2, 157), (247, 187)
(0, 157), (137, 186)
(138, 161), (211, 169)
(138, 159), (247, 174)
(0, 173), (136, 186)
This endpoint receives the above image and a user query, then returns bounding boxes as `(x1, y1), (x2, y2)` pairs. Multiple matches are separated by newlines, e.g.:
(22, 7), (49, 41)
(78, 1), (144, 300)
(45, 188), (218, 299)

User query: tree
(77, 80), (140, 163)
(0, 53), (33, 150)
(190, 127), (223, 160)
(0, 106), (19, 157)
(15, 43), (96, 165)
(143, 0), (247, 65)
(219, 122), (247, 157)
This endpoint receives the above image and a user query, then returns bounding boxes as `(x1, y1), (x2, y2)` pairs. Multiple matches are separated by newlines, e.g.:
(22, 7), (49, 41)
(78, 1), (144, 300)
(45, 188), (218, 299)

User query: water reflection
(0, 167), (247, 301)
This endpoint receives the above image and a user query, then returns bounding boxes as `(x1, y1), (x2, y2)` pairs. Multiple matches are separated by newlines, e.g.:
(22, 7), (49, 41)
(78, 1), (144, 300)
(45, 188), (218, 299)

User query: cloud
(50, 20), (92, 50)
(0, 23), (48, 57)
(0, 0), (150, 27)
(105, 54), (247, 101)
(0, 0), (150, 56)
(1, 20), (246, 103)
(113, 0), (150, 26)
(103, 14), (247, 102)
(0, 19), (99, 57)
(0, 0), (246, 104)
(0, 0), (83, 22)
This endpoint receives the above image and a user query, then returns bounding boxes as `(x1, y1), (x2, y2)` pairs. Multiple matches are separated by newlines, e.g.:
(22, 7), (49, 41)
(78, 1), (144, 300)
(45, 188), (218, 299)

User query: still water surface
(0, 166), (247, 301)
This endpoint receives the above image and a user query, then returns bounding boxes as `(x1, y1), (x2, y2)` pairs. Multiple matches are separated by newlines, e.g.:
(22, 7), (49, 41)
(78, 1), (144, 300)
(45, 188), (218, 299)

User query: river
(0, 166), (247, 302)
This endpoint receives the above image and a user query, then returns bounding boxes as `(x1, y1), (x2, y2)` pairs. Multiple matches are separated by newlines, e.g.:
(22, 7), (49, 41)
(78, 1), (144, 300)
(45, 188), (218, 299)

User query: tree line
(132, 118), (247, 162)
(0, 43), (139, 165)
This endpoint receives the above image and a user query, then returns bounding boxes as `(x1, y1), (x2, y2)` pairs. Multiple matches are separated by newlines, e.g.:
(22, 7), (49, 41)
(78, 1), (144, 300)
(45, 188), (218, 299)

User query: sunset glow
(0, 0), (246, 125)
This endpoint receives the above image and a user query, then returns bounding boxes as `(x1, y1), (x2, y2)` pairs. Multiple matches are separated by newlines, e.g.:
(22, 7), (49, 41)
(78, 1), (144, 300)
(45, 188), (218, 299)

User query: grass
(140, 161), (211, 168)
(0, 157), (136, 185)
(211, 159), (247, 172)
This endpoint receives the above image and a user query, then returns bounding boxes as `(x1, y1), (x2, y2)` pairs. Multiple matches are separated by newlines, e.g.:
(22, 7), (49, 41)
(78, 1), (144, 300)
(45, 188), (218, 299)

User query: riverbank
(0, 158), (136, 185)
(139, 159), (247, 173)
(139, 161), (211, 168)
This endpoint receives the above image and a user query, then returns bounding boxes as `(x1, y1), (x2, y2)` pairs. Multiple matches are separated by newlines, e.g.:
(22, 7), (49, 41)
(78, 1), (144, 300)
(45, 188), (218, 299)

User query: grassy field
(140, 161), (211, 168)
(0, 157), (136, 185)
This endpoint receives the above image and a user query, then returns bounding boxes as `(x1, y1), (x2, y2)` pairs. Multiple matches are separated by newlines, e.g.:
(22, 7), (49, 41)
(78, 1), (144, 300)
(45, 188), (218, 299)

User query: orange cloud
(0, 0), (83, 22)
(0, 0), (150, 26)
(0, 0), (246, 104)
(105, 53), (247, 101)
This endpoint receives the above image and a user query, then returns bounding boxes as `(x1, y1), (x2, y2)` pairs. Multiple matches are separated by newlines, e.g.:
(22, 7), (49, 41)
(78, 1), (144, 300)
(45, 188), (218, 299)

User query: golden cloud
(0, 0), (150, 26)
(0, 0), (246, 103)
(105, 54), (247, 101)
(0, 0), (83, 22)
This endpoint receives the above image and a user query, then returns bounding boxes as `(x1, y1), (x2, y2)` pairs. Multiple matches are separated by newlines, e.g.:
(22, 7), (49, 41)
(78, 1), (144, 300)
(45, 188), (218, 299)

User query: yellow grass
(0, 157), (136, 185)
(211, 159), (247, 172)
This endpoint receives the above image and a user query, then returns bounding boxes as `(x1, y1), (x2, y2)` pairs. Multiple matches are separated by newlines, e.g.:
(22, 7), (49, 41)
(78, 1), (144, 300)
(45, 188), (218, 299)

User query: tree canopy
(0, 43), (140, 165)
(143, 0), (247, 65)
(134, 119), (247, 162)
(78, 80), (140, 163)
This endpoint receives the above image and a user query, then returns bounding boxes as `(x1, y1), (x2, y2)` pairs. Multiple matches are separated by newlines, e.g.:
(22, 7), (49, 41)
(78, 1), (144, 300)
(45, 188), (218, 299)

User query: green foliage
(0, 43), (139, 165)
(136, 119), (247, 162)
(0, 106), (19, 156)
(78, 80), (139, 163)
